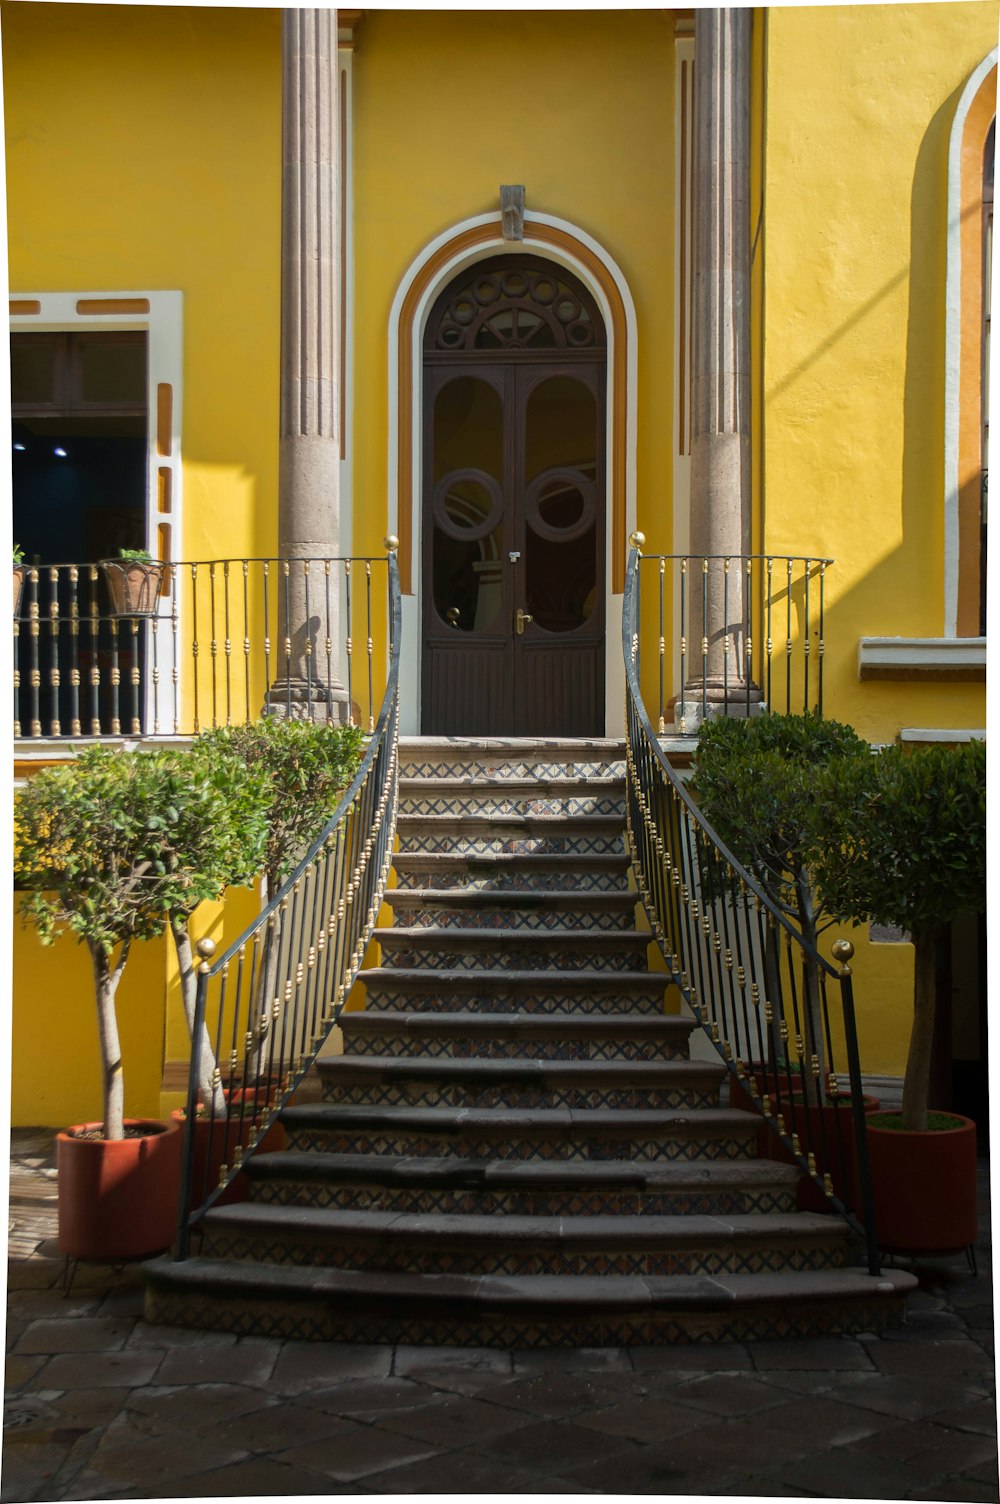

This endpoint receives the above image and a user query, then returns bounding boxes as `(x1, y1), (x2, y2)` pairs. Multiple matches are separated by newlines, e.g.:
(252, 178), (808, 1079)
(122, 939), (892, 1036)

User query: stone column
(684, 6), (760, 721)
(268, 8), (350, 721)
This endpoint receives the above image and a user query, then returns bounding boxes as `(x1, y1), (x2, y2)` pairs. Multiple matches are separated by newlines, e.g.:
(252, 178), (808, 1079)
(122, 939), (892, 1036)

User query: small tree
(145, 741), (270, 1114)
(16, 749), (175, 1139)
(198, 718), (366, 1075)
(809, 739), (986, 1132)
(692, 712), (870, 1085)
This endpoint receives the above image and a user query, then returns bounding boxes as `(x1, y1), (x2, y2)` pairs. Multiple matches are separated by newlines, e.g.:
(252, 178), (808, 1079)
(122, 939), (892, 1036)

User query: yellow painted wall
(761, 2), (994, 743)
(2, 2), (282, 565)
(351, 9), (678, 561)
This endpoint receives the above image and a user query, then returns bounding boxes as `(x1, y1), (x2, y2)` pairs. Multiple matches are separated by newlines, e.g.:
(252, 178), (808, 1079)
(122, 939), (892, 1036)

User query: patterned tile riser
(398, 761), (627, 781)
(251, 1181), (798, 1217)
(342, 1037), (689, 1061)
(392, 870), (630, 893)
(400, 800), (626, 823)
(144, 1289), (908, 1347)
(324, 1084), (722, 1111)
(282, 1129), (756, 1161)
(361, 991), (668, 1015)
(378, 947), (649, 973)
(198, 1232), (845, 1280)
(391, 908), (634, 931)
(397, 834), (626, 856)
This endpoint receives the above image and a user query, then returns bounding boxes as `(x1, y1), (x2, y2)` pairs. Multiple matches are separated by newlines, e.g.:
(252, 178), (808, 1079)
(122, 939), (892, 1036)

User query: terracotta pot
(13, 565), (24, 616)
(173, 1082), (288, 1209)
(863, 1111), (978, 1253)
(99, 558), (164, 616)
(57, 1118), (182, 1261)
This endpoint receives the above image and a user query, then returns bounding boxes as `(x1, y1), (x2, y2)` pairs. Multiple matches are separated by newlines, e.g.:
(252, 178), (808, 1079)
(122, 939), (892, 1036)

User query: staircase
(144, 738), (914, 1346)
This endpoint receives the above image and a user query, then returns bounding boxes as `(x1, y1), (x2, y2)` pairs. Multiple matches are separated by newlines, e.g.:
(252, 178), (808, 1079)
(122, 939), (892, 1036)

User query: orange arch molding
(396, 217), (630, 595)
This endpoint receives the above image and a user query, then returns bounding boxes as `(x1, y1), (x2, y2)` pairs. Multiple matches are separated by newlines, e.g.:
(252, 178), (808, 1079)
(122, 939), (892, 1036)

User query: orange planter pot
(174, 1085), (288, 1209)
(864, 1112), (978, 1254)
(57, 1118), (182, 1261)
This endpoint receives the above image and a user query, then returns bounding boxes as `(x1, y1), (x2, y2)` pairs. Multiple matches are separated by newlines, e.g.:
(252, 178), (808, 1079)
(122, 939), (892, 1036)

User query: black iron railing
(13, 555), (388, 739)
(623, 542), (879, 1273)
(631, 548), (831, 732)
(174, 548), (402, 1257)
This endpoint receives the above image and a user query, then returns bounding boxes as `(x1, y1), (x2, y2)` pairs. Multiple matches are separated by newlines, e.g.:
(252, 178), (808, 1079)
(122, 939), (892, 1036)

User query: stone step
(374, 926), (649, 972)
(197, 1201), (850, 1279)
(317, 1055), (723, 1111)
(279, 1102), (760, 1162)
(395, 813), (625, 857)
(143, 1256), (917, 1347)
(397, 737), (626, 783)
(390, 851), (632, 892)
(341, 1009), (694, 1061)
(244, 1150), (803, 1217)
(384, 888), (638, 930)
(360, 967), (669, 1013)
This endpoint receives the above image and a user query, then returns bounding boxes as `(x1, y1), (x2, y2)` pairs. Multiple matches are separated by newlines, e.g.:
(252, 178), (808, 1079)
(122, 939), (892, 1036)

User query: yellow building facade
(6, 3), (992, 1125)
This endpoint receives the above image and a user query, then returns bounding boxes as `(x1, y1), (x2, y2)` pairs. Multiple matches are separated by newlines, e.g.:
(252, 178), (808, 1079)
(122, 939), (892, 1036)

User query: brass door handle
(445, 607), (461, 628)
(515, 608), (534, 635)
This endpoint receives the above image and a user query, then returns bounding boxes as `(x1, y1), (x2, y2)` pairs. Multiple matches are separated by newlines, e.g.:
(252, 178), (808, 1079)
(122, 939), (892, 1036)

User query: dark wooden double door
(421, 258), (607, 736)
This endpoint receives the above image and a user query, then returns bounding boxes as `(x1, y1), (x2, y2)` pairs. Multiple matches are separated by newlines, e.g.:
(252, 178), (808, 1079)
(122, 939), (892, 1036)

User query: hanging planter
(99, 551), (165, 616)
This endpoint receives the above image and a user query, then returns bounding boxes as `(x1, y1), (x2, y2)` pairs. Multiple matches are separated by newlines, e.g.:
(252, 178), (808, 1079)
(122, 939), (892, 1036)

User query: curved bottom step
(143, 1256), (917, 1348)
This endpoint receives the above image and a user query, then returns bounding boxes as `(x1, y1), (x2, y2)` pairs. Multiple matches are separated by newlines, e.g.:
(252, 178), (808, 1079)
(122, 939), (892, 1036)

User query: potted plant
(811, 739), (987, 1253)
(692, 713), (875, 1204)
(13, 544), (25, 615)
(15, 748), (186, 1261)
(99, 547), (164, 616)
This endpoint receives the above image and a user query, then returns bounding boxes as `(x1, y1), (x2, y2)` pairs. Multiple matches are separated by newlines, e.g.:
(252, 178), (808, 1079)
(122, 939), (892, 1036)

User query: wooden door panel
(422, 640), (510, 735)
(517, 642), (604, 737)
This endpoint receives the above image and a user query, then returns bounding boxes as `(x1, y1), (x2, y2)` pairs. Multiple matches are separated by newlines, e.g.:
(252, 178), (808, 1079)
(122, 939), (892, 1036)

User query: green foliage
(13, 544), (24, 565)
(809, 740), (986, 936)
(692, 712), (869, 922)
(15, 743), (271, 949)
(197, 717), (365, 890)
(115, 547), (153, 563)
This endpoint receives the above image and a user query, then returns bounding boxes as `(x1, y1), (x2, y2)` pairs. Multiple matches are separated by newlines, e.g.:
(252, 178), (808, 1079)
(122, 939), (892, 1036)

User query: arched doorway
(421, 254), (607, 735)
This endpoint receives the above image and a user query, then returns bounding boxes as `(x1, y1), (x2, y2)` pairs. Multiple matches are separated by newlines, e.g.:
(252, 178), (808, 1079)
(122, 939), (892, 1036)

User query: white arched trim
(387, 210), (638, 735)
(944, 47), (997, 637)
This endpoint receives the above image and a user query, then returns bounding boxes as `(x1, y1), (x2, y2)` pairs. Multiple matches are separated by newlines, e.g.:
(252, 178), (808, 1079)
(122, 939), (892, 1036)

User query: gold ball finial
(196, 938), (217, 961)
(831, 938), (855, 972)
(384, 535), (400, 553)
(629, 531), (646, 552)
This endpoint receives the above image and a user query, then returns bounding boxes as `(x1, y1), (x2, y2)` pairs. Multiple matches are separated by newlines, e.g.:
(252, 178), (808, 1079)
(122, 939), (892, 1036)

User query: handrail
(174, 547), (402, 1257)
(622, 542), (880, 1274)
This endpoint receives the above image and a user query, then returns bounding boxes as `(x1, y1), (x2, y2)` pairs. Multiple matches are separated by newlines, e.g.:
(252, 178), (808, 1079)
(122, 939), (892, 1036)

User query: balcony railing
(630, 549), (832, 732)
(13, 555), (392, 740)
(175, 548), (402, 1256)
(623, 542), (880, 1274)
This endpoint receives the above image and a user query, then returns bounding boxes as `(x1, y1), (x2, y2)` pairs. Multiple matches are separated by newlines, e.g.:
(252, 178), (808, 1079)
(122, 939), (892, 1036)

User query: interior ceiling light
(13, 443), (26, 452)
(53, 447), (68, 457)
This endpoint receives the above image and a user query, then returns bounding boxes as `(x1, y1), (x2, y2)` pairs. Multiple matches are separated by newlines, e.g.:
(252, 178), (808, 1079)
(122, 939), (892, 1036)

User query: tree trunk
(170, 916), (227, 1117)
(90, 944), (124, 1140)
(901, 923), (941, 1132)
(795, 870), (827, 1105)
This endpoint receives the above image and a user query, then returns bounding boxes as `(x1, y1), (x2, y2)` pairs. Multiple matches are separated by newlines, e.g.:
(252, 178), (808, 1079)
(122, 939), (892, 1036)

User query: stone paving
(4, 1129), (997, 1500)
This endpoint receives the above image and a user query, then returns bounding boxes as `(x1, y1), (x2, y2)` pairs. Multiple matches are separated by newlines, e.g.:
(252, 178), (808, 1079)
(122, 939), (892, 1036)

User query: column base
(667, 678), (765, 737)
(264, 678), (353, 725)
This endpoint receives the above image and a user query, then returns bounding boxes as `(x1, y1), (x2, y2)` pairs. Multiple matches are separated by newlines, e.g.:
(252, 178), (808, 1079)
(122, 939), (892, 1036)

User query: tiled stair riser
(327, 1082), (722, 1110)
(342, 1034), (690, 1061)
(385, 903), (636, 931)
(396, 829), (626, 857)
(377, 942), (650, 973)
(198, 1230), (847, 1280)
(399, 794), (626, 820)
(361, 978), (669, 1013)
(391, 860), (631, 892)
(248, 1179), (799, 1217)
(281, 1126), (758, 1162)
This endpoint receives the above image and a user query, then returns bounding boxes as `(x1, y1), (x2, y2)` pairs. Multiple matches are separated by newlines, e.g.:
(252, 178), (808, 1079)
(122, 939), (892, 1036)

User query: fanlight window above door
(426, 256), (606, 354)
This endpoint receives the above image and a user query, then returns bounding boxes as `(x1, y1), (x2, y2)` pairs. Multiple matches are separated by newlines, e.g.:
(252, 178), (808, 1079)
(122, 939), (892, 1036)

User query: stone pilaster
(269, 7), (349, 720)
(683, 6), (760, 723)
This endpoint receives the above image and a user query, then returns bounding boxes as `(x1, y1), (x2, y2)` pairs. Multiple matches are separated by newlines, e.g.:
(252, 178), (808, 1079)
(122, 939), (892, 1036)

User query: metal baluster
(190, 564), (201, 734)
(26, 567), (41, 736)
(658, 556), (666, 733)
(86, 566), (101, 735)
(366, 560), (374, 732)
(344, 560), (353, 725)
(223, 560), (233, 726)
(765, 557), (774, 715)
(324, 560), (333, 722)
(745, 557), (753, 716)
(127, 612), (141, 735)
(209, 562), (219, 728)
(722, 556), (730, 714)
(46, 566), (61, 735)
(241, 561), (251, 725)
(282, 560), (292, 717)
(679, 556), (687, 733)
(785, 558), (793, 714)
(803, 558), (811, 713)
(701, 556), (708, 723)
(303, 560), (314, 718)
(262, 561), (272, 714)
(818, 562), (826, 718)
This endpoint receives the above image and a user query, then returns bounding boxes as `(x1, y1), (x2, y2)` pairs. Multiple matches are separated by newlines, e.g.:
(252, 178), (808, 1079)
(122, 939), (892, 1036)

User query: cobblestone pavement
(4, 1129), (997, 1501)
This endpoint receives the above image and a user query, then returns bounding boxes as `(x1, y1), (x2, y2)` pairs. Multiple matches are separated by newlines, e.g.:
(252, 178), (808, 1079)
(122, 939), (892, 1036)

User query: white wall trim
(10, 290), (184, 728)
(339, 49), (354, 556)
(899, 726), (986, 743)
(944, 48), (997, 637)
(858, 635), (986, 677)
(388, 210), (639, 736)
